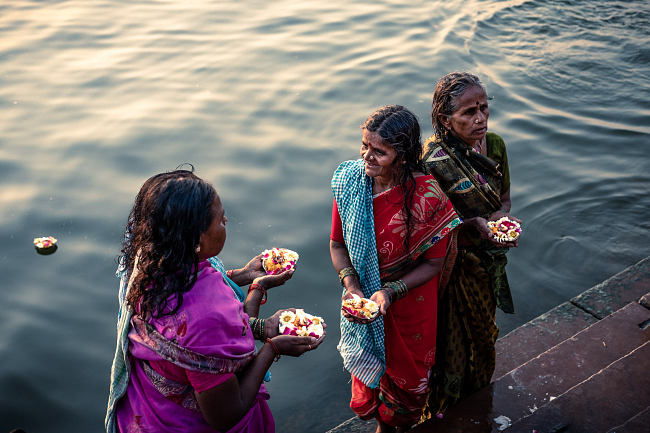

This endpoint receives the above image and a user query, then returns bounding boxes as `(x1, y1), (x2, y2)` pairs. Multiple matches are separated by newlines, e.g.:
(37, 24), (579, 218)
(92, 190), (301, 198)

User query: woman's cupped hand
(471, 214), (521, 248)
(240, 253), (266, 282)
(341, 289), (390, 325)
(252, 267), (295, 290)
(271, 333), (325, 357)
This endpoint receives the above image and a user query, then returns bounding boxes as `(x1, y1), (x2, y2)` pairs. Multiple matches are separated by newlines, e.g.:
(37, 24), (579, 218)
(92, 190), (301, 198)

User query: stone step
(494, 256), (650, 379)
(410, 300), (650, 432)
(508, 341), (650, 433)
(605, 406), (650, 433)
(493, 301), (597, 380)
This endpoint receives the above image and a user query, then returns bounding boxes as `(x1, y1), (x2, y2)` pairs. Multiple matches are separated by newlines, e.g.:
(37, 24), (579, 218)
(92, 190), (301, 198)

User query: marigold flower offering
(487, 217), (521, 243)
(278, 309), (324, 338)
(262, 247), (299, 275)
(33, 236), (58, 255)
(342, 293), (380, 320)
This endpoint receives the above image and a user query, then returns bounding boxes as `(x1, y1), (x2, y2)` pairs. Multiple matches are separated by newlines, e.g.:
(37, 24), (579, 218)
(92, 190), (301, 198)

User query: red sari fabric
(331, 174), (459, 427)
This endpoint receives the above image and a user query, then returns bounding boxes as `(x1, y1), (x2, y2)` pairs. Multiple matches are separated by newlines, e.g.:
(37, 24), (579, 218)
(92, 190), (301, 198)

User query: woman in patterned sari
(330, 105), (461, 432)
(420, 72), (521, 420)
(105, 169), (325, 433)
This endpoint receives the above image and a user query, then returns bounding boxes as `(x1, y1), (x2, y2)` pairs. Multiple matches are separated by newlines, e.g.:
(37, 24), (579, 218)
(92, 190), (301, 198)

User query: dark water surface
(1, 0), (648, 431)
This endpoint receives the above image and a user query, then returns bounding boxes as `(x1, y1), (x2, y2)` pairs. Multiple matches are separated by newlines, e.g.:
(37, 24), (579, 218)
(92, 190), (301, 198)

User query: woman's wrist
(248, 317), (266, 340)
(248, 283), (267, 305)
(382, 280), (408, 302)
(265, 338), (281, 362)
(227, 268), (254, 286)
(338, 266), (359, 286)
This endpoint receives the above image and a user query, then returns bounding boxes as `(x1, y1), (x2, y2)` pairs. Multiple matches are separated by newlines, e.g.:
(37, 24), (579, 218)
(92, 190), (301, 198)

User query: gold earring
(195, 245), (201, 253)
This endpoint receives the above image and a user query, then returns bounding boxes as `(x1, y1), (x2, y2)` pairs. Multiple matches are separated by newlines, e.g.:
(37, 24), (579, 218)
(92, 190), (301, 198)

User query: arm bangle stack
(226, 269), (234, 279)
(266, 338), (281, 362)
(338, 266), (359, 286)
(248, 283), (267, 305)
(248, 317), (265, 340)
(382, 280), (408, 302)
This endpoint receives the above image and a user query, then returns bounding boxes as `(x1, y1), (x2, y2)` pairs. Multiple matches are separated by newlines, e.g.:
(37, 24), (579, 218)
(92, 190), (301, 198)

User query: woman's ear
(439, 114), (451, 130)
(197, 233), (207, 258)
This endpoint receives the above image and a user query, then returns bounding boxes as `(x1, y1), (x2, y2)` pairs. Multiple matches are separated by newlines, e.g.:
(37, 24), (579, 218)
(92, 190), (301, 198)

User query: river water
(1, 0), (648, 431)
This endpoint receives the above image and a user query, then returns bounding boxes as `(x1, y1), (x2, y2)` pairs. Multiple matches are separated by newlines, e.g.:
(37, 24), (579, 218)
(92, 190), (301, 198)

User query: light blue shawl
(331, 159), (385, 389)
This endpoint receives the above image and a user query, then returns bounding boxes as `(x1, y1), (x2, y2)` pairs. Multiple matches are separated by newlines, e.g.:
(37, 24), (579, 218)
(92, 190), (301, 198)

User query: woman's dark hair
(362, 104), (422, 254)
(431, 72), (485, 143)
(121, 169), (216, 319)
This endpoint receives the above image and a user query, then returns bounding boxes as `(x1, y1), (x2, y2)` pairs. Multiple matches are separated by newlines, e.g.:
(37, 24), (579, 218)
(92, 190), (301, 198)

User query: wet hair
(362, 104), (423, 254)
(121, 168), (216, 319)
(431, 71), (486, 143)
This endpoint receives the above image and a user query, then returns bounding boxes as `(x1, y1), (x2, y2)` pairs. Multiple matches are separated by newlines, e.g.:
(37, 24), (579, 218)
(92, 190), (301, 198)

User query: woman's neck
(373, 175), (397, 195)
(449, 131), (483, 152)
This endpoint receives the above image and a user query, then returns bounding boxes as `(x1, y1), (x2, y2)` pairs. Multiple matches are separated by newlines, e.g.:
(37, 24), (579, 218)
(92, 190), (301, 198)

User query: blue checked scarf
(331, 159), (385, 389)
(105, 255), (251, 433)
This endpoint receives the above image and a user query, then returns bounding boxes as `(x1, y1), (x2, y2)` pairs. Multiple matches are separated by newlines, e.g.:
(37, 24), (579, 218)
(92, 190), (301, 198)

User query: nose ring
(474, 119), (480, 124)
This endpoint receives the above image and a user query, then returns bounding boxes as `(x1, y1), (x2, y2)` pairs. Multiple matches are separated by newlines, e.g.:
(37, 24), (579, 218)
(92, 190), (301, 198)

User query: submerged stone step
(571, 256), (650, 319)
(509, 341), (650, 433)
(494, 257), (650, 380)
(605, 406), (650, 433)
(493, 301), (597, 379)
(411, 301), (650, 433)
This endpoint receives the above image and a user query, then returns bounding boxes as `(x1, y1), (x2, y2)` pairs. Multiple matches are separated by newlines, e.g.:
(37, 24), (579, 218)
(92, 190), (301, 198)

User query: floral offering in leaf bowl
(34, 236), (58, 255)
(342, 293), (380, 320)
(262, 247), (299, 275)
(278, 309), (324, 338)
(487, 217), (521, 243)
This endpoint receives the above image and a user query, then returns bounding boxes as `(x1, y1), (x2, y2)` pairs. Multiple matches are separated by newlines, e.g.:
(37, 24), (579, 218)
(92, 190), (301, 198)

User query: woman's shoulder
(423, 134), (438, 146)
(486, 131), (506, 147)
(177, 268), (247, 341)
(333, 159), (363, 175)
(413, 171), (435, 182)
(332, 159), (364, 189)
(413, 173), (447, 200)
(486, 131), (507, 159)
(192, 265), (235, 302)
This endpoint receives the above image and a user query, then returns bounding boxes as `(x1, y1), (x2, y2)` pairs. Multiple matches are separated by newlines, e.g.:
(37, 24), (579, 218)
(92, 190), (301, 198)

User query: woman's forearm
(235, 343), (275, 405)
(330, 240), (362, 292)
(227, 267), (253, 286)
(243, 286), (264, 318)
(399, 258), (444, 290)
(330, 240), (352, 271)
(197, 343), (275, 431)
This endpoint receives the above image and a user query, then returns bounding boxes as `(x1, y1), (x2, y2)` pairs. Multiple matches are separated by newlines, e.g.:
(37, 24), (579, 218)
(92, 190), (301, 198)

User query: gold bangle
(382, 280), (408, 301)
(338, 267), (358, 286)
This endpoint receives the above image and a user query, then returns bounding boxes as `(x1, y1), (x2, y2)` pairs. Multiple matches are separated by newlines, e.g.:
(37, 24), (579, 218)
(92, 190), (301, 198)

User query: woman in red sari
(330, 105), (461, 432)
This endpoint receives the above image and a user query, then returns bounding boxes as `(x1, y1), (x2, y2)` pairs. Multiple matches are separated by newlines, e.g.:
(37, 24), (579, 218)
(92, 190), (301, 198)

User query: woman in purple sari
(105, 169), (325, 433)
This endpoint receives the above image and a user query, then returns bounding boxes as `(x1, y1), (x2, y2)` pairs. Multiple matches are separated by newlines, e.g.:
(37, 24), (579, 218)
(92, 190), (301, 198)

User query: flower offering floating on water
(33, 236), (58, 255)
(487, 217), (521, 243)
(278, 309), (324, 338)
(262, 247), (299, 275)
(342, 293), (380, 320)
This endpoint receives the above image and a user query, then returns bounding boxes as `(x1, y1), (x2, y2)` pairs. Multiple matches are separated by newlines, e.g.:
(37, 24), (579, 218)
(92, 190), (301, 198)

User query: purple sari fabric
(115, 261), (274, 433)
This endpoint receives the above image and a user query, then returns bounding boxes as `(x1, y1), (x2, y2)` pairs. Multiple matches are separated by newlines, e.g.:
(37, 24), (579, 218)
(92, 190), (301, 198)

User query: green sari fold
(420, 132), (514, 420)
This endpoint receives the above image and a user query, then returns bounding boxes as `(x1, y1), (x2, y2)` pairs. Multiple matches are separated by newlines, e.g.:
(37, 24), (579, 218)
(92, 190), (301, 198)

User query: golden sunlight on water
(0, 0), (648, 431)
